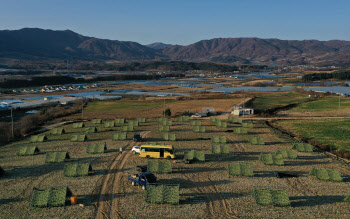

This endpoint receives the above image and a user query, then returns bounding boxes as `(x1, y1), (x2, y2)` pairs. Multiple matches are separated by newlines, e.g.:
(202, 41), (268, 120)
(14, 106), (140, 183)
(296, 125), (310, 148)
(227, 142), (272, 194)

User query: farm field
(283, 97), (350, 117)
(249, 92), (310, 112)
(1, 113), (350, 218)
(275, 119), (350, 153)
(69, 98), (244, 120)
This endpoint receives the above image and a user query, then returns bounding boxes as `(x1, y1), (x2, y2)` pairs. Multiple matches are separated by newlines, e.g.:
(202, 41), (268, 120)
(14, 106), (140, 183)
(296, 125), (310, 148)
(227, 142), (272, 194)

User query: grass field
(249, 92), (310, 111)
(1, 112), (350, 218)
(276, 119), (350, 153)
(285, 97), (350, 116)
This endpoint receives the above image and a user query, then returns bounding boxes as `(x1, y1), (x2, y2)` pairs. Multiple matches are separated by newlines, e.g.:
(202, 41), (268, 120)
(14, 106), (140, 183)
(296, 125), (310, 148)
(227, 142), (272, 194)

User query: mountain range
(1, 28), (350, 66)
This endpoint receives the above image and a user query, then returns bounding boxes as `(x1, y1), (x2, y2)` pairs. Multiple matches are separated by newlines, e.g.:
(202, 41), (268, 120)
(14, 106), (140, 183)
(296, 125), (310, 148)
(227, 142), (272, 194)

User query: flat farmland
(275, 119), (350, 153)
(282, 97), (350, 117)
(68, 98), (243, 120)
(1, 115), (350, 218)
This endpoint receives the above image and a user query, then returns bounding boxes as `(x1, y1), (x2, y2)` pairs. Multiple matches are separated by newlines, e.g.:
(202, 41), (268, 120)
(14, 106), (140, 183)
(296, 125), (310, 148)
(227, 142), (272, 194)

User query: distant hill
(0, 28), (163, 61)
(145, 42), (172, 50)
(1, 28), (350, 66)
(161, 38), (350, 66)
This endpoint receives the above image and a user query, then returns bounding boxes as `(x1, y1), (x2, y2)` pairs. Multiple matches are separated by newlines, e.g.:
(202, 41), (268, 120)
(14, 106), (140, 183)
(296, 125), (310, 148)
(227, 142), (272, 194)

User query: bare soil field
(1, 115), (350, 218)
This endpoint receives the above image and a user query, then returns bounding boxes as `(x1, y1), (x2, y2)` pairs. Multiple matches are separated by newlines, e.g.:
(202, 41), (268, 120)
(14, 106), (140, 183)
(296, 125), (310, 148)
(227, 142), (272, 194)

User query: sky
(0, 0), (349, 45)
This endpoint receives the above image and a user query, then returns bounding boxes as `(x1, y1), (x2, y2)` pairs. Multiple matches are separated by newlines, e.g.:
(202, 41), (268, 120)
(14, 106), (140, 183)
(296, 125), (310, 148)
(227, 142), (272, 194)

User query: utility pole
(338, 94), (341, 116)
(11, 106), (14, 138)
(243, 94), (245, 117)
(81, 98), (84, 119)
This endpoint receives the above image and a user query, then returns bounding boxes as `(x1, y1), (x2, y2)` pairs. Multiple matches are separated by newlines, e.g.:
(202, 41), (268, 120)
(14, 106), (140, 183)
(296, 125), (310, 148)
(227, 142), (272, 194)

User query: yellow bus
(139, 145), (175, 159)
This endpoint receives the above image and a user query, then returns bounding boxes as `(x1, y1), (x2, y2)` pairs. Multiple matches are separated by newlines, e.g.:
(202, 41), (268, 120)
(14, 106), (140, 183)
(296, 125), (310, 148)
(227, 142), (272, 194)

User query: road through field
(96, 131), (150, 219)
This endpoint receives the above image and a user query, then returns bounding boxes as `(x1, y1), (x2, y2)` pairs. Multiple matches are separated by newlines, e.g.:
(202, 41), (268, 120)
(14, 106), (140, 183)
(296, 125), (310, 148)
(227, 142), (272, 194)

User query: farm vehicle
(128, 172), (157, 190)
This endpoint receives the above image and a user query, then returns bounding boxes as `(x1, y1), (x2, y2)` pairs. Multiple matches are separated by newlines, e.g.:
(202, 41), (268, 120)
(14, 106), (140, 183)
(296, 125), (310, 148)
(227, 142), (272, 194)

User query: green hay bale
(17, 146), (40, 156)
(315, 168), (330, 181)
(234, 128), (248, 134)
(47, 187), (72, 207)
(184, 150), (194, 160)
(70, 134), (87, 142)
(250, 137), (264, 145)
(219, 136), (226, 143)
(31, 188), (50, 207)
(45, 152), (70, 163)
(221, 122), (227, 128)
(215, 121), (222, 127)
(147, 160), (159, 173)
(293, 143), (313, 152)
(115, 118), (125, 124)
(112, 133), (127, 141)
(271, 189), (290, 207)
(242, 122), (254, 128)
(72, 122), (85, 128)
(210, 117), (216, 123)
(228, 163), (241, 176)
(190, 120), (201, 126)
(162, 133), (169, 140)
(193, 126), (200, 132)
(199, 126), (206, 133)
(272, 154), (284, 166)
(162, 133), (176, 141)
(129, 120), (139, 127)
(327, 169), (342, 182)
(161, 120), (172, 126)
(84, 127), (98, 134)
(104, 121), (115, 128)
(158, 125), (170, 132)
(211, 135), (220, 143)
(309, 168), (316, 176)
(169, 134), (176, 141)
(345, 194), (350, 202)
(145, 184), (163, 204)
(51, 128), (65, 135)
(194, 150), (205, 161)
(158, 160), (172, 174)
(228, 163), (253, 177)
(211, 144), (221, 154)
(221, 145), (230, 154)
(121, 125), (134, 132)
(91, 119), (102, 124)
(287, 150), (298, 159)
(241, 163), (254, 177)
(259, 154), (274, 165)
(87, 143), (107, 154)
(275, 150), (288, 158)
(163, 185), (179, 205)
(30, 135), (48, 143)
(253, 188), (273, 206)
(31, 186), (73, 208)
(64, 163), (92, 177)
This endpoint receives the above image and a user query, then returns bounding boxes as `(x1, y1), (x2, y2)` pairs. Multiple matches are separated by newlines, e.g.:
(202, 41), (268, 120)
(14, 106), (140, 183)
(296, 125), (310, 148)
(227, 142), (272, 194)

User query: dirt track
(96, 131), (150, 219)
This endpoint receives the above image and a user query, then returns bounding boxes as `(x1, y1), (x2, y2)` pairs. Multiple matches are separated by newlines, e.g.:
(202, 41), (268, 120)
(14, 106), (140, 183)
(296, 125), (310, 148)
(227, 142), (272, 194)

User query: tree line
(0, 73), (185, 89)
(302, 70), (350, 81)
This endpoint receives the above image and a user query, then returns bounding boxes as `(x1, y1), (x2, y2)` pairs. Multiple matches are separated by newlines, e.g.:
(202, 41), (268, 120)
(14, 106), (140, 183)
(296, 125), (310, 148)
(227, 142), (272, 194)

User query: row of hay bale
(147, 160), (172, 174)
(162, 133), (176, 141)
(178, 116), (190, 122)
(31, 187), (73, 207)
(309, 168), (342, 182)
(145, 184), (179, 205)
(227, 163), (254, 177)
(252, 188), (290, 207)
(184, 150), (205, 162)
(211, 144), (230, 154)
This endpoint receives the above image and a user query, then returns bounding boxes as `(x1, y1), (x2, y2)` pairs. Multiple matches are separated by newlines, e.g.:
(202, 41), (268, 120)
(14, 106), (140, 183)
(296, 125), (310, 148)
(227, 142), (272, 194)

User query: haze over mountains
(1, 28), (350, 66)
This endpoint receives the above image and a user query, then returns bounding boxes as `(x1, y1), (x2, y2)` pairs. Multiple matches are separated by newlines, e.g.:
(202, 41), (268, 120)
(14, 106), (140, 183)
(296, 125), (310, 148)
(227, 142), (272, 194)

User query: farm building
(231, 105), (254, 116)
(31, 187), (73, 207)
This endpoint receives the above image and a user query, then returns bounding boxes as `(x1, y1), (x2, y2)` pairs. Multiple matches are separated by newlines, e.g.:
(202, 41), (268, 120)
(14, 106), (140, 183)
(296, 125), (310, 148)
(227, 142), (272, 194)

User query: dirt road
(96, 131), (150, 219)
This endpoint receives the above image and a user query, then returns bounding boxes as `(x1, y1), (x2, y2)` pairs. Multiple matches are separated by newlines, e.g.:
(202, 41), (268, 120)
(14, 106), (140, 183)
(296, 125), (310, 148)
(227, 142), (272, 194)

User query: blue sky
(0, 0), (349, 45)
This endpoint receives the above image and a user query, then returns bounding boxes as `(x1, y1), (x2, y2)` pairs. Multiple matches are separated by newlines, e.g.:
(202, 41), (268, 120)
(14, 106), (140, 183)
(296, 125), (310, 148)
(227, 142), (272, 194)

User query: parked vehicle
(132, 146), (141, 154)
(128, 172), (157, 190)
(191, 114), (201, 118)
(133, 133), (142, 142)
(139, 145), (175, 159)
